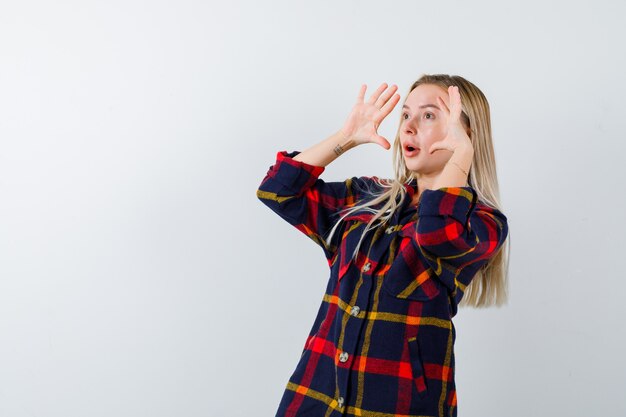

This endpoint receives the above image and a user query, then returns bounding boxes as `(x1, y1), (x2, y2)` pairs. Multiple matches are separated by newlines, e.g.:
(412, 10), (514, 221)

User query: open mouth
(404, 144), (420, 156)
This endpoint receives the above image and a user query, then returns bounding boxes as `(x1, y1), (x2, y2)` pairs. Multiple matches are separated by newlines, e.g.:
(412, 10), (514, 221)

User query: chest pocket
(334, 210), (383, 281)
(382, 223), (441, 302)
(333, 212), (365, 281)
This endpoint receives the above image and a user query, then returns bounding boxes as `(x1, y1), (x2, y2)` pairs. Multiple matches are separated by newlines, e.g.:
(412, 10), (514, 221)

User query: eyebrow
(402, 104), (440, 111)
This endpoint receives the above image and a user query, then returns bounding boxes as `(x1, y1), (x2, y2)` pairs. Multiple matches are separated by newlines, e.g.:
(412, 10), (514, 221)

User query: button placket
(335, 224), (387, 414)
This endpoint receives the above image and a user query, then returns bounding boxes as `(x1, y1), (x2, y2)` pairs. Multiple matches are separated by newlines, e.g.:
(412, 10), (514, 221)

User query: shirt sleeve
(256, 150), (374, 263)
(412, 186), (509, 297)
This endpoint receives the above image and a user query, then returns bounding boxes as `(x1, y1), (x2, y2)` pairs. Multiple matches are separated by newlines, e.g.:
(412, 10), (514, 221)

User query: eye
(402, 112), (434, 120)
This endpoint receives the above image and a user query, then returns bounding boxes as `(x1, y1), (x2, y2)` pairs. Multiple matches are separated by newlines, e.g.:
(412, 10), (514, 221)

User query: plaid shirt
(256, 150), (509, 417)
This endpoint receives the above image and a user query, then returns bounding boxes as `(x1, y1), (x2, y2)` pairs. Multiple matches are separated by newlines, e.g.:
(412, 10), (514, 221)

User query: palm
(428, 86), (472, 154)
(344, 104), (383, 141)
(342, 83), (400, 150)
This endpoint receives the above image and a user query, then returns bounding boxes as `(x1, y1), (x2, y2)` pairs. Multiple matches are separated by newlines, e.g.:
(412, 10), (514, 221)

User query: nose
(403, 116), (418, 135)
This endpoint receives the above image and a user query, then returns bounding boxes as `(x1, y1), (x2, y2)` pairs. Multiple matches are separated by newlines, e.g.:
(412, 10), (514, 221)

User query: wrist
(432, 145), (473, 189)
(333, 129), (357, 156)
(449, 144), (474, 166)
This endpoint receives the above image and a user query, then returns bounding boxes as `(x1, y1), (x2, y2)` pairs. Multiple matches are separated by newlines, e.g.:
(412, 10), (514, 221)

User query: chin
(403, 160), (420, 171)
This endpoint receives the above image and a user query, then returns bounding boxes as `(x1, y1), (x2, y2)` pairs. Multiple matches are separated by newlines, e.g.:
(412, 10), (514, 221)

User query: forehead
(404, 84), (448, 108)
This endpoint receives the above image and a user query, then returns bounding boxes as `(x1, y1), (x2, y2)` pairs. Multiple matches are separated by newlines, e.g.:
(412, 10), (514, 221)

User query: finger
(378, 93), (401, 121)
(437, 96), (450, 115)
(367, 82), (389, 105)
(428, 143), (436, 154)
(428, 140), (444, 154)
(356, 84), (367, 104)
(375, 83), (397, 108)
(453, 86), (462, 118)
(448, 86), (461, 120)
(376, 135), (391, 150)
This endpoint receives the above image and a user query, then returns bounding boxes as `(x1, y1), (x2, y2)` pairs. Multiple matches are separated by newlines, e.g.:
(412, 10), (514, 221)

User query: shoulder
(346, 175), (393, 202)
(351, 175), (392, 189)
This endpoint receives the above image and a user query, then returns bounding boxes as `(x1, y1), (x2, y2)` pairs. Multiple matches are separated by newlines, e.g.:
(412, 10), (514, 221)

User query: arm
(292, 129), (357, 167)
(431, 143), (473, 189)
(256, 133), (373, 263)
(413, 185), (509, 297)
(257, 82), (400, 263)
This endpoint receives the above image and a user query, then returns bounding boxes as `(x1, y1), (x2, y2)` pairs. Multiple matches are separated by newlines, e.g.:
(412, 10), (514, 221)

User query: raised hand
(428, 86), (473, 154)
(340, 83), (400, 150)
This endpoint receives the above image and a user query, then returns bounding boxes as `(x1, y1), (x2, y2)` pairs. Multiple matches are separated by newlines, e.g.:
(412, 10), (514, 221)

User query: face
(399, 84), (453, 176)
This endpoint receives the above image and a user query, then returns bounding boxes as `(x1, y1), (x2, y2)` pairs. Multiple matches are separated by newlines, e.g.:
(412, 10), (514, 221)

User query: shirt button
(337, 396), (344, 408)
(362, 262), (371, 272)
(339, 351), (349, 362)
(350, 305), (360, 317)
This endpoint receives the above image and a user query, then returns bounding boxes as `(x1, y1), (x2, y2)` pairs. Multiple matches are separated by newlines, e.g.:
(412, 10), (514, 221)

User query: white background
(1, 0), (624, 416)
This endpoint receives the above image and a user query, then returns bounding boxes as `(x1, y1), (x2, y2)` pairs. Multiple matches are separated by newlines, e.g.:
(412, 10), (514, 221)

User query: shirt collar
(401, 178), (418, 209)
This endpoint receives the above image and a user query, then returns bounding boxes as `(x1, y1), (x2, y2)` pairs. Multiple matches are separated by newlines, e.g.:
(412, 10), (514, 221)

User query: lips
(403, 142), (420, 157)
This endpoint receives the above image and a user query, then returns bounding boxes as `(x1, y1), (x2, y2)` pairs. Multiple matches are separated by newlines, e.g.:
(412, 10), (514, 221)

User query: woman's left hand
(428, 86), (473, 154)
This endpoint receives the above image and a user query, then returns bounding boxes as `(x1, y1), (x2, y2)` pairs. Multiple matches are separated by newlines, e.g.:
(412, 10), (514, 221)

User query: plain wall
(1, 0), (624, 416)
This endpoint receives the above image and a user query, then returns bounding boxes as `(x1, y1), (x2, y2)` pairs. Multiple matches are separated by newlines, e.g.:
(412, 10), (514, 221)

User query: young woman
(256, 74), (510, 417)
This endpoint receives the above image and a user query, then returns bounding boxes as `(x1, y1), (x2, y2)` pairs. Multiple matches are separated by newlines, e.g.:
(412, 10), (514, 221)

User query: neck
(410, 171), (443, 206)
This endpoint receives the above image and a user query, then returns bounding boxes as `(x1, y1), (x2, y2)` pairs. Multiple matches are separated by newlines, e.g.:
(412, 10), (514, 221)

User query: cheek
(422, 126), (445, 141)
(421, 137), (440, 153)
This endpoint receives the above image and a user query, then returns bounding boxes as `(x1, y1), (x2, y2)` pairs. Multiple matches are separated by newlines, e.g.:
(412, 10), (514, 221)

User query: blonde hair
(325, 74), (511, 308)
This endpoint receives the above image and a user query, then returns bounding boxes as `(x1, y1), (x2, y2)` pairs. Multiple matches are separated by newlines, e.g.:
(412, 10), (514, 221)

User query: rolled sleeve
(265, 150), (326, 196)
(413, 186), (509, 297)
(257, 150), (373, 263)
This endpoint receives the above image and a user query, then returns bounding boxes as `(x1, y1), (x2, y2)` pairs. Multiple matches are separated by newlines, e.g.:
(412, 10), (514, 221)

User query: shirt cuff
(268, 150), (326, 194)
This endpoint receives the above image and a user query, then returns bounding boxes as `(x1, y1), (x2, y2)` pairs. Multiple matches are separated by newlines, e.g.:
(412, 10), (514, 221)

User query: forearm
(431, 145), (474, 189)
(292, 129), (357, 167)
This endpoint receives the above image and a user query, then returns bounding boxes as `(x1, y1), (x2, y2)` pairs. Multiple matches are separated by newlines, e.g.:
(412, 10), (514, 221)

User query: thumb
(375, 135), (391, 150)
(428, 141), (441, 154)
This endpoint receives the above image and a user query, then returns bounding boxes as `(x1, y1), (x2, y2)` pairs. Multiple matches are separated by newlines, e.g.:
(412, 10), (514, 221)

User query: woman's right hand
(340, 83), (400, 150)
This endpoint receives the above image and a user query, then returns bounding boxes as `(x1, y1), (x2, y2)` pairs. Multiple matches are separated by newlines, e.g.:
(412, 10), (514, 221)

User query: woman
(256, 74), (510, 417)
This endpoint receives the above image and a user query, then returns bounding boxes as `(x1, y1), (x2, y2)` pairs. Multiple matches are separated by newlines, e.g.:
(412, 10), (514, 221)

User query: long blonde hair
(325, 74), (511, 308)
